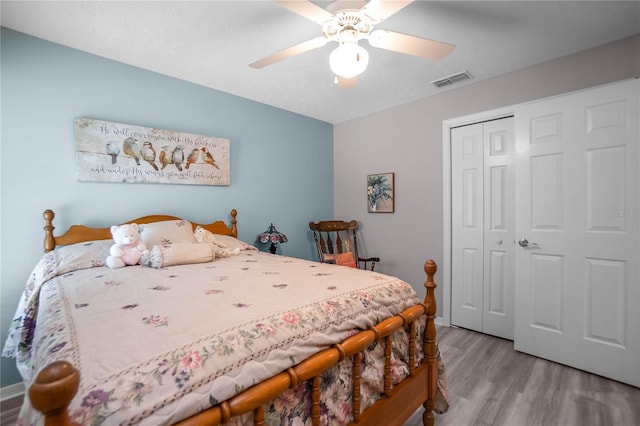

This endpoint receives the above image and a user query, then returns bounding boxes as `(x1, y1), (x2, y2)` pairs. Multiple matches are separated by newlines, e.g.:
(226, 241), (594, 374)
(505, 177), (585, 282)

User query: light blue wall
(0, 28), (333, 387)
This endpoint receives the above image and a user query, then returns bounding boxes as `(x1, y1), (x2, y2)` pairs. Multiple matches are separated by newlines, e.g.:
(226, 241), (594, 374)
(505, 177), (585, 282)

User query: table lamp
(257, 223), (288, 254)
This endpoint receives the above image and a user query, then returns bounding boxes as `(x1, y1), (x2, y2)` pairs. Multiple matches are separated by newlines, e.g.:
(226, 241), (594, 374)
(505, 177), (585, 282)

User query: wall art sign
(367, 172), (395, 213)
(75, 117), (230, 185)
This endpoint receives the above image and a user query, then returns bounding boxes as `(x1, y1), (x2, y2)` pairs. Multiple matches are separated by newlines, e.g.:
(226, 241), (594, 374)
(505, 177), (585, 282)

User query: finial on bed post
(29, 361), (80, 426)
(44, 210), (56, 252)
(422, 259), (437, 426)
(230, 209), (238, 237)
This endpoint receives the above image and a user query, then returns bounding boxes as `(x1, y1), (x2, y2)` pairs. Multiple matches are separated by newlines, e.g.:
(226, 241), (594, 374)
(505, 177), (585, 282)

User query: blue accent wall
(0, 28), (333, 387)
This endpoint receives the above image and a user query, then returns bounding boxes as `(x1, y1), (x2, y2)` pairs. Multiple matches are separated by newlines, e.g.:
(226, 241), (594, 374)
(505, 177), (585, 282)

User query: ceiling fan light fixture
(329, 42), (369, 78)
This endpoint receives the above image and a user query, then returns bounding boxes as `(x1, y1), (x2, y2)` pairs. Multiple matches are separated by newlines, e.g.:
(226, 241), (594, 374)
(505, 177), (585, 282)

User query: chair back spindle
(309, 220), (379, 271)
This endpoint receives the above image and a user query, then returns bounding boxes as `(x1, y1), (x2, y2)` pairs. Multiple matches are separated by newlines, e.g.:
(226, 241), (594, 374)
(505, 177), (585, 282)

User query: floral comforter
(4, 239), (445, 425)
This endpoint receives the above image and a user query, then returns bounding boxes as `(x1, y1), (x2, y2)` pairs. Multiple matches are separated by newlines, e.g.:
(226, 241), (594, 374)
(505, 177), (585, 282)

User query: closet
(447, 78), (639, 387)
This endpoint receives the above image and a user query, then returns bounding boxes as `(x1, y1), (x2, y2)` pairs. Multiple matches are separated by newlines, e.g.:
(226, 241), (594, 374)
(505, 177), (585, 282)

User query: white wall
(334, 34), (640, 311)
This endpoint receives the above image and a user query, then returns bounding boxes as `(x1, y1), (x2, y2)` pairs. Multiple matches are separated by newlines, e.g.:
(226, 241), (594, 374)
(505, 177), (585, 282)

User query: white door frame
(441, 106), (515, 326)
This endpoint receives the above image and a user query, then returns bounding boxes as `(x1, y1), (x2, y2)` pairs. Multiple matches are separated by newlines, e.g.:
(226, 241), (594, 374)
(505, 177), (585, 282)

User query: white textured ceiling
(2, 1), (639, 123)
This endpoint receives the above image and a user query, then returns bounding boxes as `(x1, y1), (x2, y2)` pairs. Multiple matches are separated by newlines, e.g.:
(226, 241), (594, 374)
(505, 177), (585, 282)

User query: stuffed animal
(106, 223), (149, 268)
(194, 226), (240, 257)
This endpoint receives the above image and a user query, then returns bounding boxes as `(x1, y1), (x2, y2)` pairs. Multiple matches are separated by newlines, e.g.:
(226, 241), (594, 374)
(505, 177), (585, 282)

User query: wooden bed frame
(29, 209), (440, 426)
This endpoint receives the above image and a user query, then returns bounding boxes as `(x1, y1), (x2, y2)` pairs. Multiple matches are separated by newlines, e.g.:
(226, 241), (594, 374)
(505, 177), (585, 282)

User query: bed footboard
(29, 260), (439, 426)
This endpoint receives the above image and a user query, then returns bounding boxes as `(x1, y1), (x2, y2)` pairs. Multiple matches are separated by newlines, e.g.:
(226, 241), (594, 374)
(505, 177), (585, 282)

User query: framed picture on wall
(75, 117), (230, 186)
(367, 172), (394, 213)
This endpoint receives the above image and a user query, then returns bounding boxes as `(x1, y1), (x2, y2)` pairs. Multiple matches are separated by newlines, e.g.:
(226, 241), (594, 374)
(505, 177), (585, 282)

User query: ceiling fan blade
(338, 76), (358, 89)
(361, 0), (413, 22)
(368, 29), (455, 60)
(327, 1), (367, 13)
(274, 0), (335, 23)
(250, 36), (329, 69)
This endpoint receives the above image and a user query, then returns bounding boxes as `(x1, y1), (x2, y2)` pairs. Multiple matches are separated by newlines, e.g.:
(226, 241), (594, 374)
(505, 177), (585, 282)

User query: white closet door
(451, 123), (485, 333)
(451, 117), (515, 340)
(514, 79), (640, 387)
(482, 119), (515, 340)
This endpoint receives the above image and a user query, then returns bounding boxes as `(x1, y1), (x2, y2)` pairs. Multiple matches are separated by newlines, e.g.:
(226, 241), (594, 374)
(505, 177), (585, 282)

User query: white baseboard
(0, 382), (25, 402)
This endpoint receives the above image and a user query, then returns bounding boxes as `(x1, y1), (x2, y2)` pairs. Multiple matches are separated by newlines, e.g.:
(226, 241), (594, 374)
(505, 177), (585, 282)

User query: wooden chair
(309, 220), (380, 271)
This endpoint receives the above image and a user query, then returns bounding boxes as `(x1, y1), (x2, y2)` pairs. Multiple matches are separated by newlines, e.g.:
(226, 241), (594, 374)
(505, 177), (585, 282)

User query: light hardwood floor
(405, 326), (640, 426)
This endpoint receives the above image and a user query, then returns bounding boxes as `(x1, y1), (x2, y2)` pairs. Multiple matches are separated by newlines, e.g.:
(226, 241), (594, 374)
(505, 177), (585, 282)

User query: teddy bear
(106, 223), (149, 268)
(193, 226), (240, 257)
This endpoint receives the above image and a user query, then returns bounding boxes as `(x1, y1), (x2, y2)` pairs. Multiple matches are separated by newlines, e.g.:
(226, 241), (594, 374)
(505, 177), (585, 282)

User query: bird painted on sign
(201, 147), (219, 169)
(159, 145), (172, 170)
(106, 141), (120, 164)
(122, 137), (141, 165)
(140, 141), (158, 171)
(186, 148), (200, 169)
(172, 144), (185, 171)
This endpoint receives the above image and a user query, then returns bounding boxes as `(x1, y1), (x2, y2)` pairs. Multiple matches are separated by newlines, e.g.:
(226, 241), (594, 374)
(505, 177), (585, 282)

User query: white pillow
(139, 220), (196, 247)
(147, 242), (216, 269)
(55, 239), (113, 270)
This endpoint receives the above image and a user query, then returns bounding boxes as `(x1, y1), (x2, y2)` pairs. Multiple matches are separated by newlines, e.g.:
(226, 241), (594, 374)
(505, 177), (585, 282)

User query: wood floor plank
(406, 326), (640, 426)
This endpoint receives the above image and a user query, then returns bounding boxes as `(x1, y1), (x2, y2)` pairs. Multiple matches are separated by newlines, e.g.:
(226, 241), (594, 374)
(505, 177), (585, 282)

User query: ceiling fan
(250, 0), (455, 89)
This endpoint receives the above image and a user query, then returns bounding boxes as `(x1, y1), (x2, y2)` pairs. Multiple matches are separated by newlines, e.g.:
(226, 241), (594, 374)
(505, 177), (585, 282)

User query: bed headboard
(43, 209), (238, 252)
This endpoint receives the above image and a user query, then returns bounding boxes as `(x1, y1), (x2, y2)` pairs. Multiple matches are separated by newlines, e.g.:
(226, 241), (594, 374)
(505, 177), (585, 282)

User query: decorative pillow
(52, 239), (113, 272)
(139, 220), (195, 247)
(147, 242), (216, 269)
(322, 252), (357, 268)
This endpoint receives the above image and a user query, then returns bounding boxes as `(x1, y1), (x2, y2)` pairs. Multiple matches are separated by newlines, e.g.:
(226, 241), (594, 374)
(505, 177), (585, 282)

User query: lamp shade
(257, 223), (287, 254)
(257, 224), (287, 245)
(329, 43), (369, 78)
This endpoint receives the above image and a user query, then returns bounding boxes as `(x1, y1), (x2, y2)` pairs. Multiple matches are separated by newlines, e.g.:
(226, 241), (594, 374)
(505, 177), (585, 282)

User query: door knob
(518, 238), (539, 248)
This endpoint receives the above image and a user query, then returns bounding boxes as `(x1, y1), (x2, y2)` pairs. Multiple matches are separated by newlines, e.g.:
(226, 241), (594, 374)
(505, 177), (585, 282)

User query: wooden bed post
(230, 209), (238, 237)
(43, 210), (56, 253)
(29, 360), (80, 426)
(422, 259), (438, 426)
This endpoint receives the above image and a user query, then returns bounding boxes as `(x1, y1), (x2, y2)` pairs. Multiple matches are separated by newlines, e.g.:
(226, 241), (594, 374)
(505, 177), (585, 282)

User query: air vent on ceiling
(431, 71), (473, 88)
